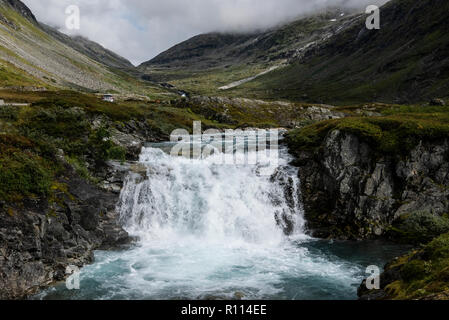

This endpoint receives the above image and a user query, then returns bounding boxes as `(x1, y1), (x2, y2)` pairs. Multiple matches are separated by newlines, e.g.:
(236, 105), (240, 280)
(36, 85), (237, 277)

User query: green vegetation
(0, 60), (48, 87)
(383, 232), (449, 299)
(286, 104), (449, 156)
(147, 64), (270, 96)
(388, 212), (449, 245)
(0, 89), (236, 203)
(0, 90), (143, 203)
(0, 134), (53, 202)
(30, 90), (147, 121)
(228, 0), (449, 104)
(173, 98), (331, 129)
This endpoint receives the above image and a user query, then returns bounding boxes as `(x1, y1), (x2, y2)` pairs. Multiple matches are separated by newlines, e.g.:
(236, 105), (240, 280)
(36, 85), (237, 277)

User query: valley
(1, 0), (449, 301)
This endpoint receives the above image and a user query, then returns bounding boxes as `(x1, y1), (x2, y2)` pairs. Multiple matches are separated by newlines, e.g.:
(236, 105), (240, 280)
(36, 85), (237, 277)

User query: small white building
(102, 94), (114, 103)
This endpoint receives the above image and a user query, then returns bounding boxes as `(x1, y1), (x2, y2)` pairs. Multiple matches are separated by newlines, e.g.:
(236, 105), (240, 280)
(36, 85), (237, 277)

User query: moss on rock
(376, 232), (449, 300)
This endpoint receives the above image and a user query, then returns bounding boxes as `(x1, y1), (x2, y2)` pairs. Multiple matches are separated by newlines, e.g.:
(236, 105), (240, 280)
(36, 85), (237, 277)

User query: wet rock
(0, 166), (130, 300)
(293, 130), (449, 240)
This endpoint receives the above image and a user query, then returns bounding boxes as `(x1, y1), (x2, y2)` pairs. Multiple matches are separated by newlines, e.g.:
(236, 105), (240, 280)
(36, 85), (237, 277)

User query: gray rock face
(0, 167), (131, 300)
(0, 0), (37, 23)
(295, 130), (449, 239)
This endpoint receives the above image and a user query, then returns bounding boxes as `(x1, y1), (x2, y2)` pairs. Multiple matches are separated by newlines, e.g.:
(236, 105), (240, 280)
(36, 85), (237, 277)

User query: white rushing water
(104, 133), (359, 299)
(38, 132), (382, 300)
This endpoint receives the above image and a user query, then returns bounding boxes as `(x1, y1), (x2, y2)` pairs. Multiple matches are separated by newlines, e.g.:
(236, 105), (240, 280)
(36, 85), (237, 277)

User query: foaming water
(35, 134), (409, 300)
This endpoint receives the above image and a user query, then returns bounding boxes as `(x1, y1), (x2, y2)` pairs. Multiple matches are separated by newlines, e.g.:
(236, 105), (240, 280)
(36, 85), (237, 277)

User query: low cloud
(22, 0), (390, 65)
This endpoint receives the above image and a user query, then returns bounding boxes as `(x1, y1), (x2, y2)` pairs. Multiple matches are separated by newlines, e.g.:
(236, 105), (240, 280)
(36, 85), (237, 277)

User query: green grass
(383, 232), (449, 299)
(0, 60), (47, 87)
(174, 98), (328, 129)
(146, 63), (270, 96)
(0, 90), (140, 203)
(30, 90), (148, 121)
(0, 134), (53, 202)
(286, 104), (449, 156)
(388, 212), (449, 245)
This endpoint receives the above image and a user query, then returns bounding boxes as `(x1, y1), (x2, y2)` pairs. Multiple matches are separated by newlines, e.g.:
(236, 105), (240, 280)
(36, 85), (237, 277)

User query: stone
(429, 98), (446, 106)
(293, 129), (449, 240)
(0, 166), (131, 299)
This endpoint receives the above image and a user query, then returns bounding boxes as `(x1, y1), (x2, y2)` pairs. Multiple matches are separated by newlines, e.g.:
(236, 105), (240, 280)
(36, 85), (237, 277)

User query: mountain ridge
(139, 8), (354, 71)
(140, 0), (449, 104)
(230, 0), (449, 103)
(40, 24), (134, 70)
(0, 0), (149, 93)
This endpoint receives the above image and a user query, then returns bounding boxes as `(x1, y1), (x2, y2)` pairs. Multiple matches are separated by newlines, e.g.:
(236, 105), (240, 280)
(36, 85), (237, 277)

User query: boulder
(429, 98), (446, 106)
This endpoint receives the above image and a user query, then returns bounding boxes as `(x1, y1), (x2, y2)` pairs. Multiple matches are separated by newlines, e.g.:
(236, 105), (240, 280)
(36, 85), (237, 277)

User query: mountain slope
(140, 0), (449, 104)
(138, 9), (360, 94)
(144, 32), (256, 69)
(229, 0), (449, 104)
(41, 24), (134, 70)
(0, 0), (148, 93)
(141, 9), (356, 70)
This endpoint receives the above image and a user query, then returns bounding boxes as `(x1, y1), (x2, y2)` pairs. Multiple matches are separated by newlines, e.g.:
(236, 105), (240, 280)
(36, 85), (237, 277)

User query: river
(35, 131), (408, 300)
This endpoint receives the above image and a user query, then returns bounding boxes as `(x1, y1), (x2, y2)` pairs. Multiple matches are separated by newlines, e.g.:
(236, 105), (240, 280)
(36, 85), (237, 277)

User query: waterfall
(117, 134), (305, 246)
(37, 132), (370, 300)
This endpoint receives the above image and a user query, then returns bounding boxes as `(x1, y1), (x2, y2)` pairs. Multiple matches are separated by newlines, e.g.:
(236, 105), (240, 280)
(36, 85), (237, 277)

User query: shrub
(390, 212), (449, 244)
(400, 260), (428, 282)
(0, 134), (53, 201)
(88, 127), (126, 165)
(423, 233), (449, 260)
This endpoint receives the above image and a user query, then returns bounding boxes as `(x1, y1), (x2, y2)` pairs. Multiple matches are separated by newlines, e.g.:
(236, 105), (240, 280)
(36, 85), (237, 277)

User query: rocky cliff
(286, 110), (449, 299)
(0, 90), (172, 300)
(0, 164), (130, 299)
(289, 130), (449, 240)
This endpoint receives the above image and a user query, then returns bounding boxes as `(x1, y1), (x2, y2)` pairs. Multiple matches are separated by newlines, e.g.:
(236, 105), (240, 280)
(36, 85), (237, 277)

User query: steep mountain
(141, 0), (449, 104)
(144, 33), (256, 70)
(41, 24), (134, 70)
(0, 0), (145, 93)
(0, 0), (35, 22)
(229, 0), (449, 104)
(141, 9), (355, 70)
(138, 9), (360, 93)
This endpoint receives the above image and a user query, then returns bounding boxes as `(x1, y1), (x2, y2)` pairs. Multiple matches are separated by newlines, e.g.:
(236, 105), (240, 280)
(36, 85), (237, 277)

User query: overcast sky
(22, 0), (389, 66)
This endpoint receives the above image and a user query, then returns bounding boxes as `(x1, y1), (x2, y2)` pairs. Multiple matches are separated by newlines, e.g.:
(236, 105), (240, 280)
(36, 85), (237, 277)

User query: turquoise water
(34, 135), (410, 300)
(36, 239), (408, 300)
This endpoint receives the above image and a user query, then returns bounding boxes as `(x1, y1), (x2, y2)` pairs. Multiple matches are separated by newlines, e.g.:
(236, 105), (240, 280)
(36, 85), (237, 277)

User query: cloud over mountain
(23, 0), (389, 65)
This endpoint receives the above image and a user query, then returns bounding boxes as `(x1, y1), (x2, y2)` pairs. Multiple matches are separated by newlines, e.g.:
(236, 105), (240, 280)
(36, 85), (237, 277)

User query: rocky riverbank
(286, 105), (449, 299)
(0, 163), (131, 299)
(289, 130), (449, 240)
(0, 91), (171, 299)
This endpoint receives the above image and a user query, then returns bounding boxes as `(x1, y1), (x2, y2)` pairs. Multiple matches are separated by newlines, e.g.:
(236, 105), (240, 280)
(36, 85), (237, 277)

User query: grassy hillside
(0, 0), (164, 95)
(286, 103), (449, 156)
(0, 89), (234, 204)
(231, 0), (449, 104)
